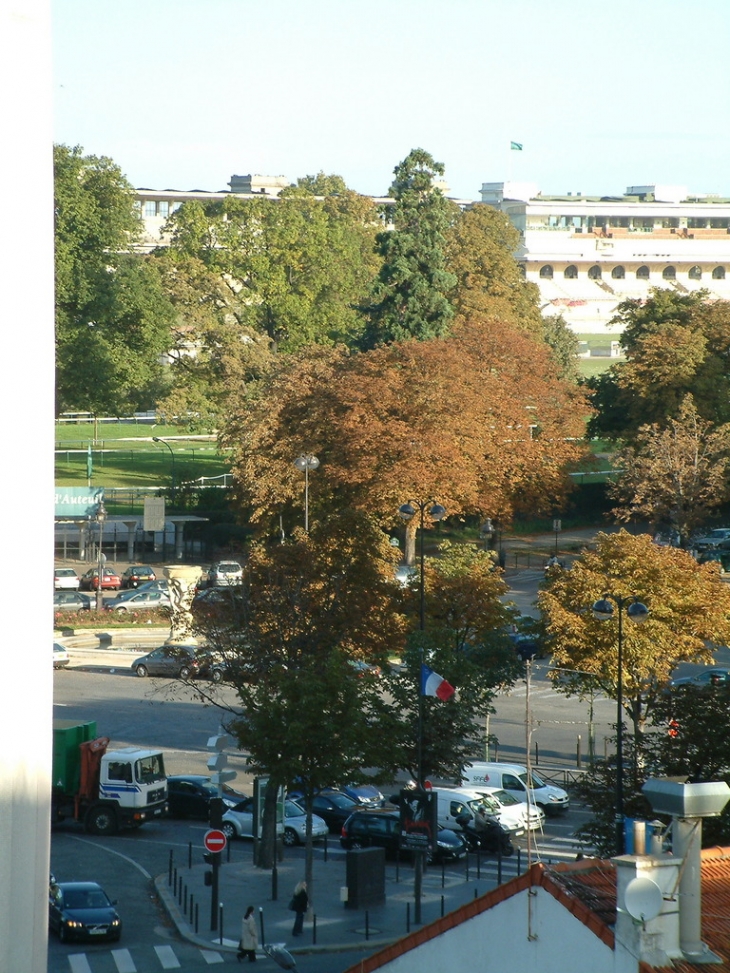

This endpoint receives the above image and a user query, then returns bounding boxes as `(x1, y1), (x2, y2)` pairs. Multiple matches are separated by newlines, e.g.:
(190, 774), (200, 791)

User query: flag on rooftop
(420, 664), (455, 701)
(510, 141), (523, 151)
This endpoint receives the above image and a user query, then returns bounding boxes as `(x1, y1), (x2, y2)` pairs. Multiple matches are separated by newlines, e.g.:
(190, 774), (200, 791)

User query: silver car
(222, 798), (328, 846)
(207, 561), (243, 587)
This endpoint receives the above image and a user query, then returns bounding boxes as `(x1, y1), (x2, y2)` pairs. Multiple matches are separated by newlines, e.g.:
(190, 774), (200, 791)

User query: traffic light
(209, 796), (223, 829)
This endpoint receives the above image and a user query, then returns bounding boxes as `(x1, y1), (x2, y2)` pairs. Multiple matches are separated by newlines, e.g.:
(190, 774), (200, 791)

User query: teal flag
(86, 445), (93, 480)
(510, 141), (523, 151)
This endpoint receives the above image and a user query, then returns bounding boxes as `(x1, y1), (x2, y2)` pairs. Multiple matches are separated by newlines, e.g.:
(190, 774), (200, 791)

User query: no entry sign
(203, 829), (227, 853)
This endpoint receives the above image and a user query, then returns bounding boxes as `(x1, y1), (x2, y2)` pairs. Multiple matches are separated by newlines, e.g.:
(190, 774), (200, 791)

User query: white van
(460, 762), (569, 816)
(431, 786), (540, 836)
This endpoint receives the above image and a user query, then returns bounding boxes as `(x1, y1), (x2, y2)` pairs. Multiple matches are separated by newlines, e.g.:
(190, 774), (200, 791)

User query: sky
(52, 0), (730, 201)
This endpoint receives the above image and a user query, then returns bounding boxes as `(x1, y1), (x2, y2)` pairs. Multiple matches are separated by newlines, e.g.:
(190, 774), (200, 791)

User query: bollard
(365, 911), (369, 940)
(576, 734), (582, 768)
(188, 842), (192, 869)
(465, 854), (470, 882)
(173, 867), (178, 897)
(227, 840), (231, 863)
(168, 850), (173, 886)
(476, 849), (481, 880)
(474, 887), (478, 899)
(440, 895), (445, 918)
(313, 913), (317, 945)
(195, 903), (199, 935)
(189, 894), (194, 924)
(323, 833), (328, 863)
(395, 855), (399, 883)
(259, 906), (265, 947)
(441, 860), (445, 888)
(517, 847), (521, 874)
(183, 884), (188, 913)
(406, 901), (411, 933)
(219, 903), (224, 946)
(535, 741), (539, 765)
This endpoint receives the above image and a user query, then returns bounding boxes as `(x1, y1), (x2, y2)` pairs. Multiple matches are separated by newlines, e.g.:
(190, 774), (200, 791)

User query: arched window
(588, 265), (602, 279)
(663, 266), (676, 280)
(688, 266), (702, 280)
(636, 265), (650, 279)
(564, 265), (578, 279)
(539, 265), (554, 279)
(611, 266), (625, 279)
(713, 266), (726, 280)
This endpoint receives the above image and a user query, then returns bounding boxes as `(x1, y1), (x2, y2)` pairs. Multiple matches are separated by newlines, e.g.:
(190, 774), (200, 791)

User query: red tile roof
(342, 847), (730, 973)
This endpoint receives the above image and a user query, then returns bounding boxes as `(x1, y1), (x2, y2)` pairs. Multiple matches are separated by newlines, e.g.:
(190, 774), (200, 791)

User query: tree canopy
(538, 530), (730, 738)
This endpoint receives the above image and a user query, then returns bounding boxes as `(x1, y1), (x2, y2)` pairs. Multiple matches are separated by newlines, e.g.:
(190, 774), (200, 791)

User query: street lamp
(293, 454), (319, 532)
(592, 593), (649, 855)
(398, 501), (447, 632)
(95, 500), (107, 612)
(152, 437), (176, 504)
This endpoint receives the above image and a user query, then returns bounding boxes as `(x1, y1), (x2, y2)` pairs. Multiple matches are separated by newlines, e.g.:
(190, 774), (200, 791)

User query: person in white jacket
(238, 906), (258, 963)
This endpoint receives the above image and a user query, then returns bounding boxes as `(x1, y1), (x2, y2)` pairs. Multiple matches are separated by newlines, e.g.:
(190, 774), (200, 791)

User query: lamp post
(293, 454), (319, 532)
(95, 500), (107, 612)
(592, 593), (649, 855)
(398, 499), (446, 926)
(152, 437), (176, 504)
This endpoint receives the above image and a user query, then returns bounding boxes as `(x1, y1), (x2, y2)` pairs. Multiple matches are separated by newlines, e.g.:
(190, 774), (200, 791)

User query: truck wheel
(86, 806), (118, 836)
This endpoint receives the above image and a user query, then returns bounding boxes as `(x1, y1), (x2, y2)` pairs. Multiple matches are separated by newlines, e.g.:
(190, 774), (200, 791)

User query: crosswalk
(54, 942), (233, 972)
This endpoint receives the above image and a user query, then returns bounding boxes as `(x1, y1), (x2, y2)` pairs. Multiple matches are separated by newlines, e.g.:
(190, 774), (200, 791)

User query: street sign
(203, 829), (227, 854)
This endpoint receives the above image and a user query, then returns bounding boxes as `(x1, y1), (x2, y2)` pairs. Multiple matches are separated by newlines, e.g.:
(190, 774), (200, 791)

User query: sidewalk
(154, 841), (520, 958)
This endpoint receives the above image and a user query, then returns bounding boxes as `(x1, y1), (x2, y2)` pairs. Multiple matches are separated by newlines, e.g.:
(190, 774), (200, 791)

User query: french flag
(420, 664), (455, 701)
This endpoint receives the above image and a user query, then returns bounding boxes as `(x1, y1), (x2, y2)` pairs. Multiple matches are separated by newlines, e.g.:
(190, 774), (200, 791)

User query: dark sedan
(48, 881), (122, 943)
(308, 790), (361, 833)
(167, 775), (244, 819)
(120, 565), (156, 588)
(131, 645), (198, 679)
(670, 667), (730, 688)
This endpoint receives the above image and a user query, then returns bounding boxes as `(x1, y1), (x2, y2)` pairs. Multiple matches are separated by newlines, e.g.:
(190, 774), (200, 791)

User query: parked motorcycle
(455, 812), (515, 857)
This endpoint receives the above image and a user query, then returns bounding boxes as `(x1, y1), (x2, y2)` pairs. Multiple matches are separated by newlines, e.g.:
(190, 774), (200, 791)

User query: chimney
(637, 778), (730, 964)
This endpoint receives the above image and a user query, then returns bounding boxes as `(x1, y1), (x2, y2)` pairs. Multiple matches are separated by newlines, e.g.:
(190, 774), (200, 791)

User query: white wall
(0, 3), (55, 972)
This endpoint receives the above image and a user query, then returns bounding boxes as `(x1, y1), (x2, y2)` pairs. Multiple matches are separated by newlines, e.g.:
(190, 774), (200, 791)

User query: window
(158, 201), (169, 218)
(539, 265), (554, 279)
(588, 265), (602, 280)
(663, 266), (676, 280)
(688, 266), (702, 280)
(636, 265), (650, 279)
(143, 201), (156, 217)
(107, 761), (132, 783)
(713, 266), (726, 280)
(564, 265), (578, 279)
(611, 266), (625, 279)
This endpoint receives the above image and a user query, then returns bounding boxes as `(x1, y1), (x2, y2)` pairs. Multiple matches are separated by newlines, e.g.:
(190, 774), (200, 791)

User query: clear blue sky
(52, 0), (730, 200)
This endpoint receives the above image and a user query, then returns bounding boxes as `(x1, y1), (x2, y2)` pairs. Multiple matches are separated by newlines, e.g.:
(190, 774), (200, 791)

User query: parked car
(131, 645), (198, 679)
(696, 550), (730, 572)
(207, 561), (243, 587)
(120, 565), (156, 589)
(104, 588), (171, 612)
(134, 579), (169, 595)
(342, 782), (386, 807)
(348, 660), (383, 678)
(53, 641), (70, 669)
(48, 880), (122, 943)
(54, 567), (80, 590)
(54, 591), (91, 612)
(79, 567), (121, 591)
(222, 798), (328, 846)
(307, 790), (361, 833)
(340, 808), (467, 863)
(690, 528), (730, 553)
(670, 667), (730, 688)
(167, 774), (243, 819)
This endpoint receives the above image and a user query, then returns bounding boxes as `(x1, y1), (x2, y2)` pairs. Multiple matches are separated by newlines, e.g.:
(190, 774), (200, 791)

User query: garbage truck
(52, 719), (168, 835)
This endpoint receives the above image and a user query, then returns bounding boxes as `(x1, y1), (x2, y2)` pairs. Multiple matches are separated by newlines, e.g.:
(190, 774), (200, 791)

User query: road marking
(66, 835), (152, 879)
(68, 955), (93, 973)
(111, 948), (137, 972)
(199, 949), (226, 964)
(154, 944), (182, 968)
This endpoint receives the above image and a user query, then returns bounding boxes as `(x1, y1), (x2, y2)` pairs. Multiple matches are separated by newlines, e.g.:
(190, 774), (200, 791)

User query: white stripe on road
(199, 950), (226, 964)
(111, 948), (137, 972)
(154, 944), (182, 968)
(68, 955), (93, 973)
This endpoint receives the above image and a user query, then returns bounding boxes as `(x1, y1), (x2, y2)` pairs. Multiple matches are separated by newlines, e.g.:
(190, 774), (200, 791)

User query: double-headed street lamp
(591, 593), (649, 855)
(398, 501), (447, 632)
(293, 454), (319, 532)
(152, 437), (176, 504)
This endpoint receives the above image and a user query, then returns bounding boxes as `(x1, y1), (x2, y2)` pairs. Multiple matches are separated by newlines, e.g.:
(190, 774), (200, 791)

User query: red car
(79, 567), (121, 591)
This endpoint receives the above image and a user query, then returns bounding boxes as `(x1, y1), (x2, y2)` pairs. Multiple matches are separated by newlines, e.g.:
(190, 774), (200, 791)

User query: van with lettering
(460, 762), (569, 816)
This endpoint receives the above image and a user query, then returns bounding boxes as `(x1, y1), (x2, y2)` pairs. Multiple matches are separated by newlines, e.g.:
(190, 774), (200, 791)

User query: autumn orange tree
(609, 395), (730, 544)
(538, 530), (730, 740)
(222, 314), (590, 557)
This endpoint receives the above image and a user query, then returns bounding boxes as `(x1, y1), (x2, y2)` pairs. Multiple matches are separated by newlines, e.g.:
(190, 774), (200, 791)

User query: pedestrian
(237, 905), (258, 963)
(290, 880), (308, 937)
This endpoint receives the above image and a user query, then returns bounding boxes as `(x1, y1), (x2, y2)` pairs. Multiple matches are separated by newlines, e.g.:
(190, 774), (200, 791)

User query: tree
(361, 148), (459, 348)
(54, 144), (176, 414)
(190, 510), (407, 895)
(608, 395), (730, 544)
(538, 530), (730, 742)
(222, 315), (590, 552)
(587, 288), (730, 439)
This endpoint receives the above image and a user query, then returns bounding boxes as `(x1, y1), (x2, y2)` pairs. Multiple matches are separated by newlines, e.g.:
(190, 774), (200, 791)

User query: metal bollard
(183, 883), (188, 912)
(476, 849), (481, 880)
(173, 867), (178, 897)
(576, 734), (582, 768)
(168, 850), (173, 886)
(406, 901), (411, 933)
(441, 895), (445, 918)
(365, 911), (369, 940)
(219, 903), (224, 946)
(194, 903), (199, 935)
(189, 894), (194, 924)
(313, 913), (317, 945)
(258, 906), (265, 947)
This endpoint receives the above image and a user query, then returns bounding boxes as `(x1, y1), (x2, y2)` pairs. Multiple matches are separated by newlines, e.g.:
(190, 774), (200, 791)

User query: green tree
(609, 395), (730, 544)
(538, 531), (730, 741)
(362, 148), (458, 348)
(54, 144), (175, 414)
(588, 288), (730, 439)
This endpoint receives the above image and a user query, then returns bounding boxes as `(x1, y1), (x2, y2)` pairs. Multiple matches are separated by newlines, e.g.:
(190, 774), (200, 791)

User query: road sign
(203, 829), (227, 853)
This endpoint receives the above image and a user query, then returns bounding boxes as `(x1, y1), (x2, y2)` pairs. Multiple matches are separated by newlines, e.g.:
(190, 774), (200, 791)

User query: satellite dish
(625, 876), (663, 921)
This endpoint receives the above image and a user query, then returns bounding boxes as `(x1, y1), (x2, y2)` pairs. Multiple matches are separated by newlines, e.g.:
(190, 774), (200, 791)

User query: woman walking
(238, 905), (258, 963)
(290, 880), (308, 937)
